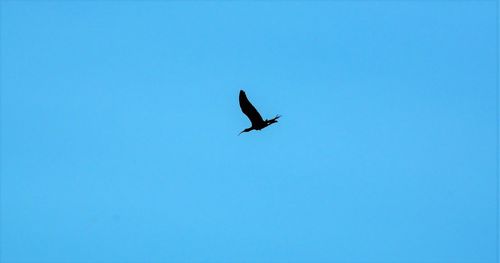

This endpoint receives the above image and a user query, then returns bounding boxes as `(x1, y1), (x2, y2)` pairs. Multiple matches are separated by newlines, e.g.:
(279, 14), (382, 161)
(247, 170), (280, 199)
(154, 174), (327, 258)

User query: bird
(238, 90), (280, 135)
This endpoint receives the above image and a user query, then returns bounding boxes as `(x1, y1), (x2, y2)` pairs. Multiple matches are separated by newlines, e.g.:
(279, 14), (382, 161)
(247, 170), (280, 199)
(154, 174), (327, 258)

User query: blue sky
(1, 1), (498, 262)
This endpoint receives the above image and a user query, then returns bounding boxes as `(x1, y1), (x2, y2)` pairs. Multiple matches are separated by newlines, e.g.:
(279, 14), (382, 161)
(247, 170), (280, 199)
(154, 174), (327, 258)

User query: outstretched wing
(239, 90), (264, 126)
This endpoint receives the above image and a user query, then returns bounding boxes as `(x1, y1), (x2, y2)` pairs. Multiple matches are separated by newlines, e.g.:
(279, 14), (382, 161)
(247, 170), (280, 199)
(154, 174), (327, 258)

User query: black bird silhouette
(239, 90), (280, 135)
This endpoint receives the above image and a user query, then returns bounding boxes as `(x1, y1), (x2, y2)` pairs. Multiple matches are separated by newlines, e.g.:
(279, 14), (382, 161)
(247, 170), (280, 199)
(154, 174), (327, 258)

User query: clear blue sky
(1, 1), (498, 262)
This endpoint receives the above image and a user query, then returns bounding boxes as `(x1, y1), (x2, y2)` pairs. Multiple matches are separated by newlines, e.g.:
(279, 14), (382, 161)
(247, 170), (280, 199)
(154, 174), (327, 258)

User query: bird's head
(238, 127), (253, 135)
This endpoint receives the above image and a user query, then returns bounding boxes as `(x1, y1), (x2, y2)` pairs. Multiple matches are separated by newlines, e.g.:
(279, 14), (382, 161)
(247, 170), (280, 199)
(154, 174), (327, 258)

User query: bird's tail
(266, 114), (281, 124)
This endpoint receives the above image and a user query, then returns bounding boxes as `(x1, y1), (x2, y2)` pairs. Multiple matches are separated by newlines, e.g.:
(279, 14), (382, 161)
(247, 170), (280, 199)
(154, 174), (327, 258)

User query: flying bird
(238, 90), (280, 135)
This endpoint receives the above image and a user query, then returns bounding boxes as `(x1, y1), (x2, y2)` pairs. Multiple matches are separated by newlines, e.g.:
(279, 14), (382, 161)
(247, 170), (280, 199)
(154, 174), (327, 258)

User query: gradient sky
(1, 1), (498, 262)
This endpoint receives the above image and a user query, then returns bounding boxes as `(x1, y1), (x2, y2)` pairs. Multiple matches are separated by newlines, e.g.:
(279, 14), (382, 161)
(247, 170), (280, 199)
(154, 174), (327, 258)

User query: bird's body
(238, 90), (280, 135)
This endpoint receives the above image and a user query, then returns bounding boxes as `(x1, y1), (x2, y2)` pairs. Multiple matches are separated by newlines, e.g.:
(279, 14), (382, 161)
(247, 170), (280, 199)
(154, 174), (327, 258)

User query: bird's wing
(239, 90), (264, 126)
